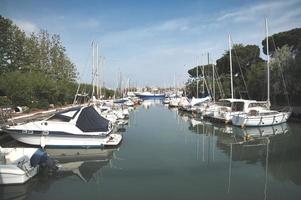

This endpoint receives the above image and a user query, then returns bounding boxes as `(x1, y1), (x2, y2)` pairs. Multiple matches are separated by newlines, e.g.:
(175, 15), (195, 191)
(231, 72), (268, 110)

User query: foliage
(0, 71), (78, 108)
(216, 44), (262, 75)
(246, 61), (267, 101)
(0, 15), (78, 108)
(270, 45), (301, 105)
(0, 96), (12, 107)
(262, 27), (301, 105)
(262, 28), (301, 55)
(215, 44), (263, 99)
(186, 28), (301, 105)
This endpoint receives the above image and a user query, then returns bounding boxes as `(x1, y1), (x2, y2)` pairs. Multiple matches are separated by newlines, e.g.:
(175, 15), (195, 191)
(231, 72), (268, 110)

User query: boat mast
(99, 56), (102, 99)
(92, 41), (95, 98)
(207, 52), (215, 101)
(173, 73), (176, 95)
(96, 43), (99, 99)
(211, 55), (215, 103)
(229, 34), (234, 99)
(265, 18), (270, 107)
(196, 57), (199, 98)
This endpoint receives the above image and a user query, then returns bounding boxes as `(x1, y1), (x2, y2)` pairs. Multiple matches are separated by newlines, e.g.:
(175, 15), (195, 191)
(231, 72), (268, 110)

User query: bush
(0, 96), (12, 107)
(29, 99), (49, 110)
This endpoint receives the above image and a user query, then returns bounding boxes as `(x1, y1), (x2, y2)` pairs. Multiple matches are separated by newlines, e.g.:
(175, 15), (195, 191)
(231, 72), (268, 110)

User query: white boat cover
(190, 96), (211, 106)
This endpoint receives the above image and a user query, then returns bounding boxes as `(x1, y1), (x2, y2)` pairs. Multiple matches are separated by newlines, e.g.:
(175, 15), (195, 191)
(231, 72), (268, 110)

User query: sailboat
(179, 57), (212, 112)
(231, 19), (291, 127)
(203, 35), (255, 123)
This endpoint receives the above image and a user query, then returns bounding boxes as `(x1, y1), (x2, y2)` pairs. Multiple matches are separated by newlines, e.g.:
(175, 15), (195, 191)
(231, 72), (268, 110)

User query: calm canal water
(1, 100), (301, 200)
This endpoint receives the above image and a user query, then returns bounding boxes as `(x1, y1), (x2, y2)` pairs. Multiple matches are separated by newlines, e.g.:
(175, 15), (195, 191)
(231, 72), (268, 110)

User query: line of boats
(165, 96), (291, 127)
(164, 19), (291, 127)
(0, 96), (141, 185)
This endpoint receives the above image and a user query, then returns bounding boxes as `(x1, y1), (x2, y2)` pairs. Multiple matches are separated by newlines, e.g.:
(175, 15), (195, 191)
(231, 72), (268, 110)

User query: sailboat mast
(99, 56), (102, 99)
(265, 18), (270, 106)
(100, 57), (105, 98)
(208, 52), (214, 101)
(92, 41), (95, 97)
(96, 43), (99, 99)
(202, 66), (205, 95)
(209, 52), (215, 102)
(196, 57), (199, 98)
(229, 34), (234, 99)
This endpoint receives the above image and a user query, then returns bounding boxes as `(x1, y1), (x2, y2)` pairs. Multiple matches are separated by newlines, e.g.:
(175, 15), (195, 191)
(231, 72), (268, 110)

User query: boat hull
(0, 148), (40, 185)
(0, 166), (38, 185)
(135, 94), (165, 100)
(8, 131), (122, 148)
(232, 112), (290, 127)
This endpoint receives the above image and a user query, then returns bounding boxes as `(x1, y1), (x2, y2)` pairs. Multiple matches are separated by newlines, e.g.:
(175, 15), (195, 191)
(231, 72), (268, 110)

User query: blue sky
(1, 0), (301, 88)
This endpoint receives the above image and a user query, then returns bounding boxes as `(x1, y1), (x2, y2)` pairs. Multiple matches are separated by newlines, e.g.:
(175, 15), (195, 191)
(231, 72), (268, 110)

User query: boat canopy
(76, 106), (110, 132)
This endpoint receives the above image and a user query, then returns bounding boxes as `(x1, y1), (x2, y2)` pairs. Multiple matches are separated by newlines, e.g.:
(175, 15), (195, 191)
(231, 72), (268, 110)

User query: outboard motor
(30, 149), (58, 173)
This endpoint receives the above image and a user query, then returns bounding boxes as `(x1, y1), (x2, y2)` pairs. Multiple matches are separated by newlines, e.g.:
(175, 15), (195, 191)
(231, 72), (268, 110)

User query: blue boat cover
(76, 106), (110, 132)
(30, 149), (48, 167)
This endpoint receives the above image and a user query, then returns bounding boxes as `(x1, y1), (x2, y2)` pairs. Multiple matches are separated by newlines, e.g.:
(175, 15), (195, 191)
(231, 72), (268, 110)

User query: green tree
(246, 61), (267, 101)
(0, 15), (27, 73)
(262, 28), (301, 105)
(0, 15), (78, 108)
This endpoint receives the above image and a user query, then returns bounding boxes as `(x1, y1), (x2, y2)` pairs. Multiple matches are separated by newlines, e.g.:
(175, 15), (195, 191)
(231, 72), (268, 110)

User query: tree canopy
(0, 15), (77, 108)
(186, 27), (301, 105)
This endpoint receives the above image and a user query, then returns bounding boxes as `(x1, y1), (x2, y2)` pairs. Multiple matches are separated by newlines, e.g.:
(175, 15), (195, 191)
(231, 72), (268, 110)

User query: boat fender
(244, 134), (252, 141)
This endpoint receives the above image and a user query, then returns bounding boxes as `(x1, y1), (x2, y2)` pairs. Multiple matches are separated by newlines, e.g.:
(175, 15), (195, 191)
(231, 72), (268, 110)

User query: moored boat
(135, 92), (165, 99)
(231, 19), (291, 127)
(2, 106), (122, 148)
(0, 147), (50, 185)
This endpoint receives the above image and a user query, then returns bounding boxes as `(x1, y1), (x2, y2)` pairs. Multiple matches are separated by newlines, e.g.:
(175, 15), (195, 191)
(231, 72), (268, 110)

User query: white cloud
(153, 18), (191, 32)
(217, 0), (300, 23)
(14, 19), (39, 34)
(76, 18), (100, 29)
(78, 0), (301, 87)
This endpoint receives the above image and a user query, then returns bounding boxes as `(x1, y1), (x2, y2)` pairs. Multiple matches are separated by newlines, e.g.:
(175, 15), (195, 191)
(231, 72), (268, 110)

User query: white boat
(3, 106), (122, 148)
(163, 98), (171, 104)
(124, 100), (134, 107)
(232, 108), (291, 127)
(183, 96), (211, 112)
(203, 98), (254, 123)
(190, 96), (211, 107)
(0, 147), (45, 184)
(169, 97), (181, 107)
(231, 19), (291, 127)
(202, 35), (259, 123)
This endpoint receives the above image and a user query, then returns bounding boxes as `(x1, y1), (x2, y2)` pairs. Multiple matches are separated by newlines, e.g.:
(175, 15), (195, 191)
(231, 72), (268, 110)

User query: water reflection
(0, 179), (38, 200)
(0, 147), (118, 200)
(175, 110), (301, 198)
(46, 147), (117, 183)
(141, 99), (162, 109)
(1, 104), (301, 200)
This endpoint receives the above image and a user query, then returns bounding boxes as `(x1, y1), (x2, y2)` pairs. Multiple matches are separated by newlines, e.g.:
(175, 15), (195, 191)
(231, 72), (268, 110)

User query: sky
(1, 0), (301, 88)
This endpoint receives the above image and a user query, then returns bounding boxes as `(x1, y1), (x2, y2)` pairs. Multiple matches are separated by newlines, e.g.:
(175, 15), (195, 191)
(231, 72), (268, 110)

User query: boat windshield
(248, 102), (268, 109)
(232, 102), (244, 111)
(47, 107), (82, 122)
(217, 100), (231, 107)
